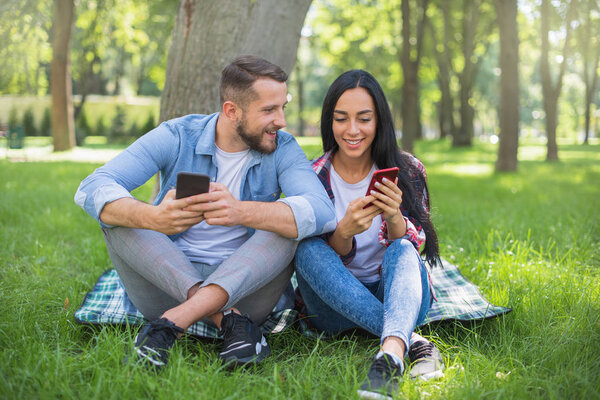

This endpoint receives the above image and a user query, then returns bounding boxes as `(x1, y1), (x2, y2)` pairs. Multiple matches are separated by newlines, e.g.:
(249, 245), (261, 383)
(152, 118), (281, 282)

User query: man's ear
(222, 101), (241, 121)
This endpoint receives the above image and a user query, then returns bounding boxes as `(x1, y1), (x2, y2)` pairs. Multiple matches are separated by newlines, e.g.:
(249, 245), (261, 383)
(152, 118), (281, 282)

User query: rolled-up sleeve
(275, 137), (336, 240)
(74, 123), (177, 227)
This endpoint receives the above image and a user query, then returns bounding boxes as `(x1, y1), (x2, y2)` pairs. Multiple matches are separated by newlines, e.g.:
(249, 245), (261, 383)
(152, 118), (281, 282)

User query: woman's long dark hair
(321, 69), (440, 267)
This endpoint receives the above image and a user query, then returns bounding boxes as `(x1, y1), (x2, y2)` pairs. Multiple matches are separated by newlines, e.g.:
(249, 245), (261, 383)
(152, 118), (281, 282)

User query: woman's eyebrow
(333, 109), (373, 115)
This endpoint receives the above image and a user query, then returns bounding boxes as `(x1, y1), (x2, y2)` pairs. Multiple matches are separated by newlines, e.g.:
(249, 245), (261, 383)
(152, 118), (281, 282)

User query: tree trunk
(50, 0), (76, 151)
(540, 0), (576, 161)
(160, 0), (312, 121)
(453, 0), (479, 147)
(295, 61), (305, 137)
(581, 6), (600, 145)
(153, 0), (311, 199)
(400, 0), (428, 153)
(495, 0), (519, 172)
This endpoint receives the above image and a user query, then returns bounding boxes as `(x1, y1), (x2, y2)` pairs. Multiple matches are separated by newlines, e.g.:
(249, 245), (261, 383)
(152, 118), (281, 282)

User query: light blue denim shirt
(74, 113), (336, 241)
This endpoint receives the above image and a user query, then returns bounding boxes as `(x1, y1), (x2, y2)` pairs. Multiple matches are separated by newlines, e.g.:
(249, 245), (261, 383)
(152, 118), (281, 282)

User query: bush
(95, 116), (108, 137)
(128, 121), (140, 138)
(8, 107), (19, 129)
(40, 107), (51, 137)
(75, 109), (90, 146)
(140, 113), (156, 137)
(22, 108), (37, 136)
(108, 105), (128, 143)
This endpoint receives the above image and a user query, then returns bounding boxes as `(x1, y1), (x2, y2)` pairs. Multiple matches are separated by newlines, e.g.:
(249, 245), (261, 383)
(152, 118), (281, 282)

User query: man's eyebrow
(261, 101), (288, 110)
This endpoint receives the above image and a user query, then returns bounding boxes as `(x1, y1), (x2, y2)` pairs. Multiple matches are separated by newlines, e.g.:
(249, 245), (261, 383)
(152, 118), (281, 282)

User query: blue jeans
(295, 237), (432, 349)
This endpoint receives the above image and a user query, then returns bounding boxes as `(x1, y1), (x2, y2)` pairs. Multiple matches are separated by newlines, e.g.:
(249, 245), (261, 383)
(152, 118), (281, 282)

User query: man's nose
(275, 108), (286, 129)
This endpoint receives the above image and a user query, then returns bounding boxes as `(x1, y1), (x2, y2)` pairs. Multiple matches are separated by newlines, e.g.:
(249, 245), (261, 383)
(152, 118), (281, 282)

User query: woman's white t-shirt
(330, 164), (385, 283)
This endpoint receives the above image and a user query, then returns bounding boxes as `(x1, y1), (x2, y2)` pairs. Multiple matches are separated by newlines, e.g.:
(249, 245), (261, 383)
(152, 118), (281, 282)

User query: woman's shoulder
(400, 151), (427, 179)
(311, 151), (334, 173)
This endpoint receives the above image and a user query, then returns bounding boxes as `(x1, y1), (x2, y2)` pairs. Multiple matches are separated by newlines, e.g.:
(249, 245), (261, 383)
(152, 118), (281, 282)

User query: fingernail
(374, 182), (380, 187)
(370, 190), (376, 195)
(381, 178), (388, 183)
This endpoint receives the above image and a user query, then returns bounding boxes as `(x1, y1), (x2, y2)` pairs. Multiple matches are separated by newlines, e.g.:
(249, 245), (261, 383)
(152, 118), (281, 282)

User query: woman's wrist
(386, 214), (407, 239)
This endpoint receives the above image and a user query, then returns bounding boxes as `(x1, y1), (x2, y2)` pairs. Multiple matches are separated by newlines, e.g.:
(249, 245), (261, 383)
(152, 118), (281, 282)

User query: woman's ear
(222, 101), (241, 121)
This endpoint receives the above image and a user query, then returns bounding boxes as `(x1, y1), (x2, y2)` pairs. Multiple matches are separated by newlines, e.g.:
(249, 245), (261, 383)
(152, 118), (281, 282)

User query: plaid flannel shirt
(311, 151), (428, 265)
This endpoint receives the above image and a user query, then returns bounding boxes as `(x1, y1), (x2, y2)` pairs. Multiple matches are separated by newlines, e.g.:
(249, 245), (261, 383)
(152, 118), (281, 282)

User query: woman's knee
(294, 237), (326, 271)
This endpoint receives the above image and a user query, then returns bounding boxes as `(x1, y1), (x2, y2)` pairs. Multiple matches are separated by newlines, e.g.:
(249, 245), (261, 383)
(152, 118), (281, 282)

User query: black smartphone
(175, 172), (210, 199)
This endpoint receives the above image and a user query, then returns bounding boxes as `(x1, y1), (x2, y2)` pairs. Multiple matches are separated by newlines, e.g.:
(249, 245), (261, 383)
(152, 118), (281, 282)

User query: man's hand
(150, 189), (205, 234)
(186, 183), (244, 227)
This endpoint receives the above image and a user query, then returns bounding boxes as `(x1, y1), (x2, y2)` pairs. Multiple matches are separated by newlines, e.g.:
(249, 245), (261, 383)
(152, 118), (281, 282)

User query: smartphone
(175, 172), (210, 199)
(363, 167), (399, 208)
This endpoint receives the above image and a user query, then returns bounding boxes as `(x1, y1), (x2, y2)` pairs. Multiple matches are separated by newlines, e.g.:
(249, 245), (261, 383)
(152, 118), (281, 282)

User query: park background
(1, 0), (599, 399)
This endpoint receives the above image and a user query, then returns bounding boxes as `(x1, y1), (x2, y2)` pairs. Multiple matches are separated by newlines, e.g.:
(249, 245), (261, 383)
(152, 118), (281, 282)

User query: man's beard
(236, 119), (278, 154)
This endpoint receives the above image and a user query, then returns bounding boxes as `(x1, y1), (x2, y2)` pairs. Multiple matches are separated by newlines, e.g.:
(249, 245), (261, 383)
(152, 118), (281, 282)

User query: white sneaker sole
(356, 389), (392, 400)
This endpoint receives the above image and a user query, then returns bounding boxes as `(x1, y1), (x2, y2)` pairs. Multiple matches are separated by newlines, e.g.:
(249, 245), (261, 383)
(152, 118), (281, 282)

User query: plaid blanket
(74, 258), (511, 338)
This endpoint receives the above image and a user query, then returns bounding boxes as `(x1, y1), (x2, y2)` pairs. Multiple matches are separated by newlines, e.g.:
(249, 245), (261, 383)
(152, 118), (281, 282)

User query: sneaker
(133, 318), (184, 370)
(407, 340), (445, 380)
(357, 353), (404, 400)
(218, 310), (270, 366)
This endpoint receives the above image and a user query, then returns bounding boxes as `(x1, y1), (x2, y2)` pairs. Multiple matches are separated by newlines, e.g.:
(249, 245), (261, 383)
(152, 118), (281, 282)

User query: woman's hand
(336, 196), (383, 239)
(369, 178), (407, 238)
(328, 196), (382, 256)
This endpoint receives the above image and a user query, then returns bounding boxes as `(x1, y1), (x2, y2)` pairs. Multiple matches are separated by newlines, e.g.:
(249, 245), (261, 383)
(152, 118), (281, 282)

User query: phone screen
(176, 172), (210, 199)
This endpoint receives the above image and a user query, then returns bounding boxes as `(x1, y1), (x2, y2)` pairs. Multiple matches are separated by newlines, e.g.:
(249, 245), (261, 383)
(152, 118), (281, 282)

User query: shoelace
(143, 319), (183, 348)
(370, 355), (402, 378)
(408, 341), (434, 361)
(221, 314), (251, 346)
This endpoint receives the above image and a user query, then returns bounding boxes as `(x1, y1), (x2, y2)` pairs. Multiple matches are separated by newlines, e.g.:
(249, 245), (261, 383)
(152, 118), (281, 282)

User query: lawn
(0, 139), (598, 399)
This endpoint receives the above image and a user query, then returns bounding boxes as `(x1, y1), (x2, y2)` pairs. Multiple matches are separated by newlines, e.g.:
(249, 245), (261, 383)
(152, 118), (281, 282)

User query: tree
(578, 0), (600, 144)
(399, 0), (429, 153)
(152, 0), (311, 198)
(159, 0), (312, 121)
(540, 0), (577, 161)
(453, 0), (491, 147)
(495, 0), (520, 171)
(50, 0), (76, 151)
(428, 0), (457, 139)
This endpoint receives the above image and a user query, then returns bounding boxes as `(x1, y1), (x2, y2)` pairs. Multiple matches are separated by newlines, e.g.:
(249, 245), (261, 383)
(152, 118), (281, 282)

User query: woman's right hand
(335, 196), (383, 239)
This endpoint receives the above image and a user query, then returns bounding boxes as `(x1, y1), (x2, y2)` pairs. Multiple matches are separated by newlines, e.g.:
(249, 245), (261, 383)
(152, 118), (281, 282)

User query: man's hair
(220, 55), (288, 108)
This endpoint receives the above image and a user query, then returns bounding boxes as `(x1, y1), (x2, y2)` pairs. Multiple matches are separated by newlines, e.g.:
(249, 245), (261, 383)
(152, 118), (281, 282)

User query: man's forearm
(238, 201), (298, 238)
(99, 197), (155, 229)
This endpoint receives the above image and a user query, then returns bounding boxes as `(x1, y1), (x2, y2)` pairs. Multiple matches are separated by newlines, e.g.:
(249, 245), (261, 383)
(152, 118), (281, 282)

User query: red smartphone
(176, 172), (210, 199)
(363, 167), (399, 208)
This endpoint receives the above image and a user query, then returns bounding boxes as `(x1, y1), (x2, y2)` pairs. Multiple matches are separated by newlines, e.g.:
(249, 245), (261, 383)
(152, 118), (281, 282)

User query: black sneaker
(357, 353), (404, 400)
(407, 340), (445, 380)
(133, 318), (183, 370)
(218, 310), (270, 366)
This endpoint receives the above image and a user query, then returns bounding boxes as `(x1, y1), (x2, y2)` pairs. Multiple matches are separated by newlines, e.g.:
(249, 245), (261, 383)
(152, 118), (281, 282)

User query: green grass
(1, 140), (599, 399)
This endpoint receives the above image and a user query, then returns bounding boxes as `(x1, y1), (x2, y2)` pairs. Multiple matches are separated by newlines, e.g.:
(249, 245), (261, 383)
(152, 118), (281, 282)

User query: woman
(295, 70), (442, 399)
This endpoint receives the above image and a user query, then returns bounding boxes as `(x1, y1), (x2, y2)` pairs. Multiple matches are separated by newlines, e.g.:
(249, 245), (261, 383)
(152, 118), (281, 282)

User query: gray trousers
(102, 227), (297, 325)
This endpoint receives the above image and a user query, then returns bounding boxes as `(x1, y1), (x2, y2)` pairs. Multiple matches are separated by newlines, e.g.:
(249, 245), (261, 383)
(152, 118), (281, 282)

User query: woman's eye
(334, 118), (346, 122)
(360, 118), (372, 122)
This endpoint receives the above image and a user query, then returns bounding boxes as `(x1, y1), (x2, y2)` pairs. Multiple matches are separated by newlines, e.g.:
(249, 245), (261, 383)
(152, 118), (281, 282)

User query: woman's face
(332, 87), (377, 162)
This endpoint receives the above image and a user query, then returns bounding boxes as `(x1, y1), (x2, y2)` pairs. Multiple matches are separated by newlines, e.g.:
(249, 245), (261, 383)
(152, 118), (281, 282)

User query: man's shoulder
(162, 113), (219, 135)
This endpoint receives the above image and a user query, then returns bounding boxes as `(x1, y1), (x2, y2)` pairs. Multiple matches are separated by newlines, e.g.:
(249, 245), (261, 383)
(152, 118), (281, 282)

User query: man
(75, 55), (336, 369)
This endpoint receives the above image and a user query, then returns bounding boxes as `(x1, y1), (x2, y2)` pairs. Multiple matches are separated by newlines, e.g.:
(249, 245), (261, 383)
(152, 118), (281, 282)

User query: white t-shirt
(174, 146), (251, 266)
(330, 164), (385, 283)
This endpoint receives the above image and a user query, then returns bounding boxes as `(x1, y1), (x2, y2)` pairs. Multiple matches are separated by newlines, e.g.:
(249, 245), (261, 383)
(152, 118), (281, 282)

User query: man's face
(235, 78), (288, 154)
